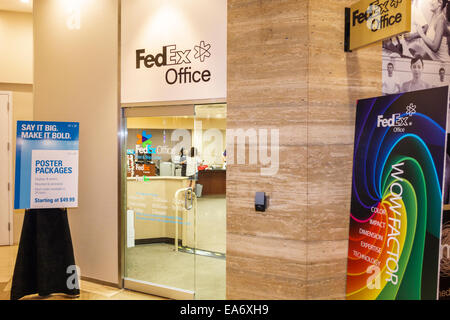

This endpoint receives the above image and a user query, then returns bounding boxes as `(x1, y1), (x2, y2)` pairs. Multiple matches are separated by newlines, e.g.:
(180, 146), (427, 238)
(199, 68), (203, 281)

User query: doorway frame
(0, 91), (13, 246)
(118, 98), (226, 299)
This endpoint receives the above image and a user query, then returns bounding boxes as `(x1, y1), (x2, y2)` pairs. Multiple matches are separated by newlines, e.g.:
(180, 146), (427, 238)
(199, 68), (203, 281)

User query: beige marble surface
(227, 0), (309, 299)
(227, 0), (382, 300)
(305, 0), (381, 299)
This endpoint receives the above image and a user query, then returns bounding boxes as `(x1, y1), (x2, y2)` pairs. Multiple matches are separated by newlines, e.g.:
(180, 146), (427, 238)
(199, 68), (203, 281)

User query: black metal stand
(10, 208), (80, 300)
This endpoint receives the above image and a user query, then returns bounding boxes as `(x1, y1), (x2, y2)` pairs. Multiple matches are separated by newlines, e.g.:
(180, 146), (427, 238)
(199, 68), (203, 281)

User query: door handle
(185, 188), (193, 210)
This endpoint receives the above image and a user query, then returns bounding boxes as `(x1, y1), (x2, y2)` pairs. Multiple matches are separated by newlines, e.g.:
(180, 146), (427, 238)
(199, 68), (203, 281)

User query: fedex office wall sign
(121, 0), (227, 104)
(136, 42), (213, 85)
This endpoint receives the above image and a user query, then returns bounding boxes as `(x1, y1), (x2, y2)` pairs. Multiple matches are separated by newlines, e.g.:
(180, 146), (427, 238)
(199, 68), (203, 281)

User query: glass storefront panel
(123, 104), (226, 300)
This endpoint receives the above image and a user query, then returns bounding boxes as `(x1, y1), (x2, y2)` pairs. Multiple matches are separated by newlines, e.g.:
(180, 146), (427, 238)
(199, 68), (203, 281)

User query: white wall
(33, 0), (119, 284)
(0, 10), (33, 84)
(0, 10), (33, 243)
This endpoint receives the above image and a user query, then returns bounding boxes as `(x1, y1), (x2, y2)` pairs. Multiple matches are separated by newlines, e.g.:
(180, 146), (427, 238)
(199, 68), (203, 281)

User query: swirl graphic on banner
(346, 88), (448, 300)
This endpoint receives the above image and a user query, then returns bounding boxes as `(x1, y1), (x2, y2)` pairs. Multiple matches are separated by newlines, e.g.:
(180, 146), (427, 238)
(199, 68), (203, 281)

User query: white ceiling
(0, 0), (32, 13)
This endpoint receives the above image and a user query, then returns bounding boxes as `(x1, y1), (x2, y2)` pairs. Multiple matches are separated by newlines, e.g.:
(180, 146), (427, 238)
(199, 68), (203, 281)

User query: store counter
(197, 169), (226, 195)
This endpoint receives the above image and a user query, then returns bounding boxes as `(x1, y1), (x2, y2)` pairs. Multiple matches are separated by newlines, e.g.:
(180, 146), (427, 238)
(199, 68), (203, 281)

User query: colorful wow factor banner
(346, 87), (448, 300)
(14, 121), (79, 210)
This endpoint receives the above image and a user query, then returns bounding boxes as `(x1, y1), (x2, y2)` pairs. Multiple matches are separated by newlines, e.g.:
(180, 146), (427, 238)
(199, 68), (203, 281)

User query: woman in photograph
(384, 0), (428, 58)
(407, 0), (450, 62)
(401, 54), (432, 91)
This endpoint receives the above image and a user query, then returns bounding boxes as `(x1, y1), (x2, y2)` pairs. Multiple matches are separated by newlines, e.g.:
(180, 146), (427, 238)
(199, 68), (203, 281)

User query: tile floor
(126, 243), (226, 300)
(0, 245), (165, 300)
(196, 195), (226, 254)
(0, 195), (226, 301)
(125, 195), (226, 300)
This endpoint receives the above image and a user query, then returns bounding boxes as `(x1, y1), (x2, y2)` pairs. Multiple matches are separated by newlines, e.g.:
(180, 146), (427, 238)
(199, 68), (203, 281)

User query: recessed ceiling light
(20, 0), (30, 3)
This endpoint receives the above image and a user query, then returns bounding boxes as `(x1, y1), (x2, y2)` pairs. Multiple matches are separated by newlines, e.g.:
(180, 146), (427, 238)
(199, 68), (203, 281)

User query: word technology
(352, 7), (402, 32)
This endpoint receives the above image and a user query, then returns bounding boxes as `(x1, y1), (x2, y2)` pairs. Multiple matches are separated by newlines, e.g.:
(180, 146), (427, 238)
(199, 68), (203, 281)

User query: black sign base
(10, 208), (80, 300)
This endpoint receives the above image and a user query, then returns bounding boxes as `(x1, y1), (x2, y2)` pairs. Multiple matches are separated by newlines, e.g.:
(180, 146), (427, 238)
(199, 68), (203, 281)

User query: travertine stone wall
(227, 0), (381, 299)
(306, 0), (381, 299)
(227, 0), (309, 299)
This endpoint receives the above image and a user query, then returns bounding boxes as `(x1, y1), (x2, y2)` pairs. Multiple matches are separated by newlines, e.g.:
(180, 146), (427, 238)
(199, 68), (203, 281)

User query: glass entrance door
(122, 104), (226, 300)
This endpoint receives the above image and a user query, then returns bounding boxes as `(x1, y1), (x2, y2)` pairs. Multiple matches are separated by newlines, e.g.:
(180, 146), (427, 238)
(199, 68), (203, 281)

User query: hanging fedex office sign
(121, 0), (227, 104)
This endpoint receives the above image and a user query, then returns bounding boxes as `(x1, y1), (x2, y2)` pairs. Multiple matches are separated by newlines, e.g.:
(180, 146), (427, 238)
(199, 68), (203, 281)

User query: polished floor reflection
(126, 243), (225, 300)
(126, 195), (226, 300)
(0, 245), (164, 300)
(196, 195), (226, 254)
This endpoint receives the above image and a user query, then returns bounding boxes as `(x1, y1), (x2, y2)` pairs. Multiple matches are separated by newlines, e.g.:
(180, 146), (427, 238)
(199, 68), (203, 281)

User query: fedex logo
(377, 113), (401, 128)
(136, 45), (191, 69)
(377, 113), (411, 131)
(377, 103), (416, 129)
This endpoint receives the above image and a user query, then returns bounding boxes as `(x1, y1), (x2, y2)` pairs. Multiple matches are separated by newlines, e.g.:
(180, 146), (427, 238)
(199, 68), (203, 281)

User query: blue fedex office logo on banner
(14, 121), (79, 210)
